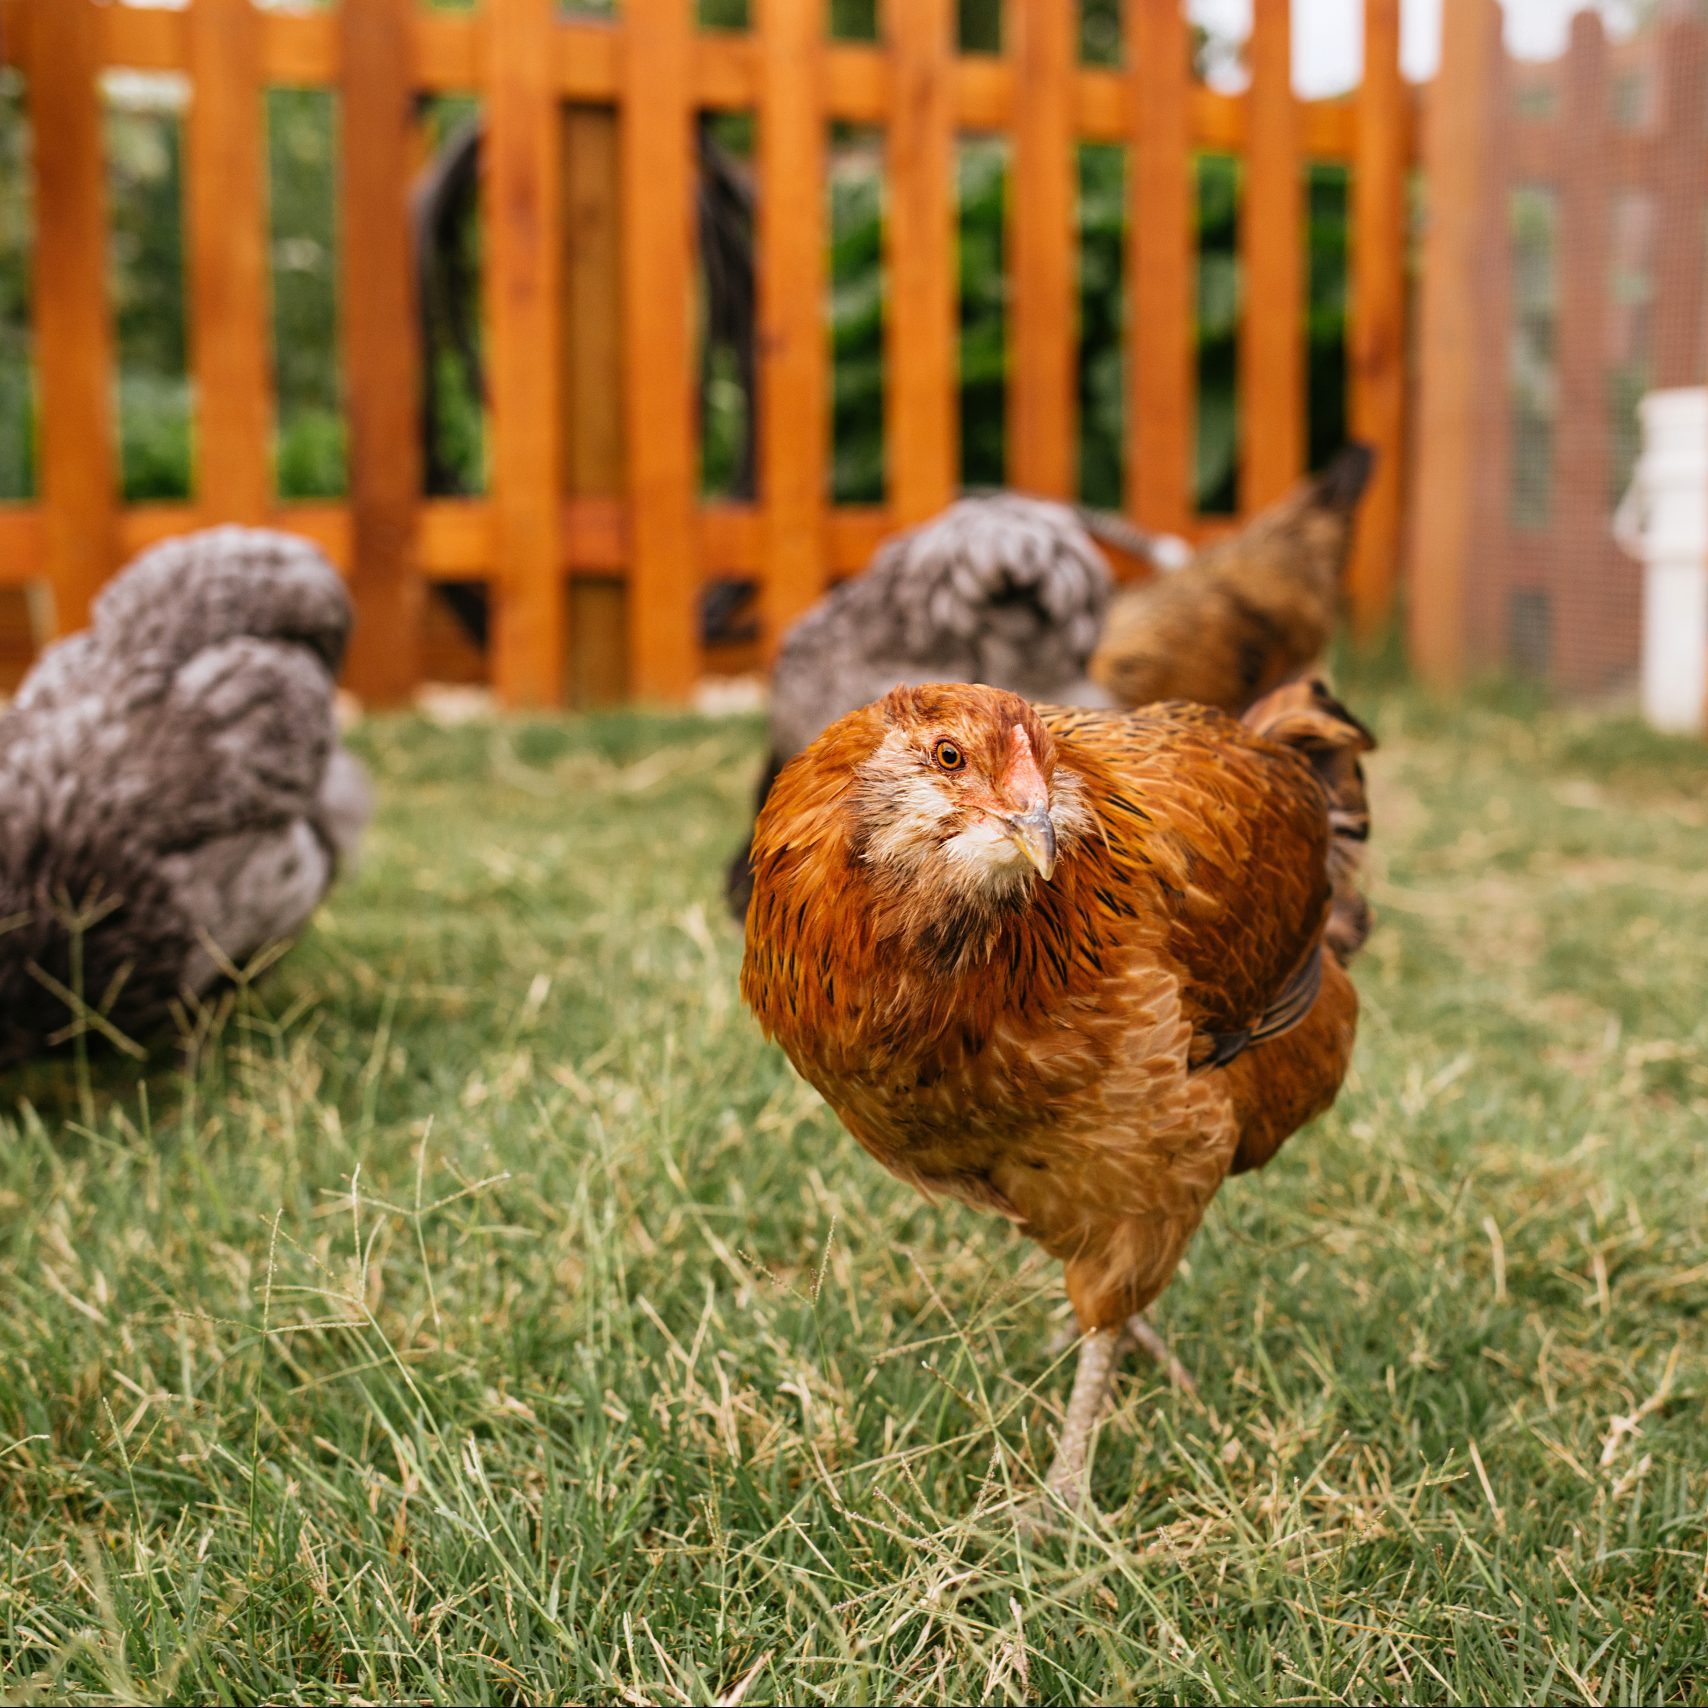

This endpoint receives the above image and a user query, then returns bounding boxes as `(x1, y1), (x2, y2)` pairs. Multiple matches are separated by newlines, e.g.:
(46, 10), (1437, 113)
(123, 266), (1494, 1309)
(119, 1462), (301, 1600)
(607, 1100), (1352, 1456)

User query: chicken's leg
(1122, 1313), (1197, 1395)
(1026, 1316), (1194, 1525)
(1040, 1326), (1122, 1503)
(1044, 1311), (1196, 1393)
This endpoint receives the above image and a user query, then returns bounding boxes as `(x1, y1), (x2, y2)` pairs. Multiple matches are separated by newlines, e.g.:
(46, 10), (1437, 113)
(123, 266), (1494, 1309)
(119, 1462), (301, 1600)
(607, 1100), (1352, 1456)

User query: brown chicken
(1089, 443), (1374, 715)
(741, 676), (1374, 1508)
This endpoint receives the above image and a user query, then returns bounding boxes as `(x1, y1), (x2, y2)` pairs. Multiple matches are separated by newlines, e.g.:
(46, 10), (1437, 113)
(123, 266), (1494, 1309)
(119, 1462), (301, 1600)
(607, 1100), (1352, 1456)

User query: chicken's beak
(1003, 807), (1058, 881)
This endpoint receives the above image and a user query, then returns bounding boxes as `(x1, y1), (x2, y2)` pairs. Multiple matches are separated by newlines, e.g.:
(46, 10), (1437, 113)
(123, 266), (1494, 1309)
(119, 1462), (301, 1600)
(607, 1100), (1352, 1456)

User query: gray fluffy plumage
(768, 494), (1120, 765)
(0, 529), (371, 1064)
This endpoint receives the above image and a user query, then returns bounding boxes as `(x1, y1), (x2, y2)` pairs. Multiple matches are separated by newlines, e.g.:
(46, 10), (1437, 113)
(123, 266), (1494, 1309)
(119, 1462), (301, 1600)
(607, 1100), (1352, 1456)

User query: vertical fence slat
(562, 106), (627, 706)
(187, 0), (270, 523)
(27, 0), (117, 635)
(1651, 12), (1706, 389)
(1127, 0), (1193, 533)
(1408, 0), (1501, 687)
(757, 0), (828, 645)
(1551, 11), (1612, 694)
(564, 109), (624, 504)
(489, 0), (567, 706)
(1463, 32), (1511, 672)
(1240, 0), (1302, 510)
(339, 0), (424, 702)
(887, 0), (957, 524)
(1348, 0), (1407, 637)
(1010, 0), (1075, 497)
(621, 0), (697, 701)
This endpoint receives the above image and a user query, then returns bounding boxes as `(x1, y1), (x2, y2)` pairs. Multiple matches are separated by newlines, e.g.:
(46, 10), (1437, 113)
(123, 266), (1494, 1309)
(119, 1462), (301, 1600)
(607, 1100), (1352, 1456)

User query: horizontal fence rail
(0, 0), (1414, 707)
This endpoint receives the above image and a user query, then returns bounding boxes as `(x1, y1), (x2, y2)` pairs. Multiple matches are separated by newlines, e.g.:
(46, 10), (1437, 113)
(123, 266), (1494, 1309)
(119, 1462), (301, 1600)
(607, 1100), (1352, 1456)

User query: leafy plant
(268, 88), (346, 499)
(957, 136), (1008, 489)
(106, 98), (192, 502)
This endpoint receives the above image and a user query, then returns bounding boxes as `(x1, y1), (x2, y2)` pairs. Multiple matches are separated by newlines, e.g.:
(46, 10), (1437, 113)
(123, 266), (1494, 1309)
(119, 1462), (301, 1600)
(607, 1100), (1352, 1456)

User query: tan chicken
(741, 677), (1374, 1509)
(1090, 443), (1374, 714)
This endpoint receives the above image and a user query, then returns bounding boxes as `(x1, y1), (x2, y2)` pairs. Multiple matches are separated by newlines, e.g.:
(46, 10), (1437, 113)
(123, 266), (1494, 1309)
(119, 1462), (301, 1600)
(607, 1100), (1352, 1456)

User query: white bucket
(1614, 387), (1708, 734)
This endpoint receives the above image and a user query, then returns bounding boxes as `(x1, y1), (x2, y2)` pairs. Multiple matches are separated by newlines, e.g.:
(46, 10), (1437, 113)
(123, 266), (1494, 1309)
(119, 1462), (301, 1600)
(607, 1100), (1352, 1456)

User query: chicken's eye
(933, 740), (965, 772)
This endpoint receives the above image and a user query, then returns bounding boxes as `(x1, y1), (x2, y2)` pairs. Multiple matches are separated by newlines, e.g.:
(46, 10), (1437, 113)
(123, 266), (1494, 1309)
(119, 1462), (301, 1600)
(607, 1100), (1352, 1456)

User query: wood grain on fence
(563, 109), (625, 505)
(562, 106), (628, 706)
(887, 0), (957, 525)
(1409, 0), (1501, 687)
(339, 0), (425, 702)
(1241, 0), (1302, 512)
(1651, 12), (1706, 389)
(1463, 22), (1512, 672)
(1551, 13), (1617, 693)
(757, 0), (829, 643)
(0, 0), (1380, 158)
(0, 0), (1417, 703)
(24, 0), (116, 636)
(187, 0), (270, 524)
(488, 0), (568, 707)
(1349, 0), (1408, 639)
(1011, 0), (1076, 498)
(621, 0), (698, 701)
(1128, 0), (1194, 535)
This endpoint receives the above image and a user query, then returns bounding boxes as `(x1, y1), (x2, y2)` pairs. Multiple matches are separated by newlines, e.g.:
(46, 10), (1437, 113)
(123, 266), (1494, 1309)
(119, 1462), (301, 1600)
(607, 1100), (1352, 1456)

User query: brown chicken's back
(1089, 444), (1374, 715)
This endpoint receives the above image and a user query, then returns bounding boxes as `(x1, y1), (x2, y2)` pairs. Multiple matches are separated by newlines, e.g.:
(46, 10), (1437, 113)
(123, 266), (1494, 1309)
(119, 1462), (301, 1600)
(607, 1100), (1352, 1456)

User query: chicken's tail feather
(1243, 676), (1375, 962)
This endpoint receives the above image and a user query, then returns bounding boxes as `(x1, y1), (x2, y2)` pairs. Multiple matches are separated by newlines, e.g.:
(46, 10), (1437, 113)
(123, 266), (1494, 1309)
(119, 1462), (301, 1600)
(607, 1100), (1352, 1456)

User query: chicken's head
(850, 684), (1090, 909)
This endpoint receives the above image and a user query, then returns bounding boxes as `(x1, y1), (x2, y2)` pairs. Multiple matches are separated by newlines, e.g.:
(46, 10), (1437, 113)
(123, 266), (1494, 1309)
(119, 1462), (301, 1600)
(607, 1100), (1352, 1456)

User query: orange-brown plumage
(1088, 444), (1374, 717)
(741, 679), (1374, 1353)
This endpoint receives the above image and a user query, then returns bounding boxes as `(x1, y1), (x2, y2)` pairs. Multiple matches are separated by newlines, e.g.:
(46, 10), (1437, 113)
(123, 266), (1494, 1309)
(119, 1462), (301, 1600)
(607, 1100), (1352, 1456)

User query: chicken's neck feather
(742, 752), (1145, 1066)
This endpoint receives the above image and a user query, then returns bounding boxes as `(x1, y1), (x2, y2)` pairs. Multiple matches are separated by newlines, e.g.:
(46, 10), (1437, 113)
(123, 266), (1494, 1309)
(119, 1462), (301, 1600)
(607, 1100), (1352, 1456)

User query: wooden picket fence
(1410, 0), (1708, 697)
(0, 0), (1412, 708)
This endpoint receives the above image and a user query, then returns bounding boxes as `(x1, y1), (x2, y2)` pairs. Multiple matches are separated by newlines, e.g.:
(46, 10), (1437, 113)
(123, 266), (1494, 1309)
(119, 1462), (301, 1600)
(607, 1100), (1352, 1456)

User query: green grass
(2, 685), (1706, 1704)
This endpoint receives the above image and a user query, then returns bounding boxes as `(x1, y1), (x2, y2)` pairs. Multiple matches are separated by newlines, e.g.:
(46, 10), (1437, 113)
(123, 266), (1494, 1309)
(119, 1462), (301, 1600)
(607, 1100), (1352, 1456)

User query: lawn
(1, 682), (1705, 1705)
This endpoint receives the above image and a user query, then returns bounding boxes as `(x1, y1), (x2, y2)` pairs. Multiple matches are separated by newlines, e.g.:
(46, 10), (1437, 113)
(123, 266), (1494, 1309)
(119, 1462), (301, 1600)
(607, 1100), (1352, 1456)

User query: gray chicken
(0, 529), (370, 1065)
(725, 493), (1187, 914)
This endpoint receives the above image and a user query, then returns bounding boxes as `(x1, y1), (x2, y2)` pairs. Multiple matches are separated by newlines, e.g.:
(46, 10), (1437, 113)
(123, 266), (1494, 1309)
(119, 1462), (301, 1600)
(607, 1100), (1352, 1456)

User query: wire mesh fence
(1414, 0), (1708, 712)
